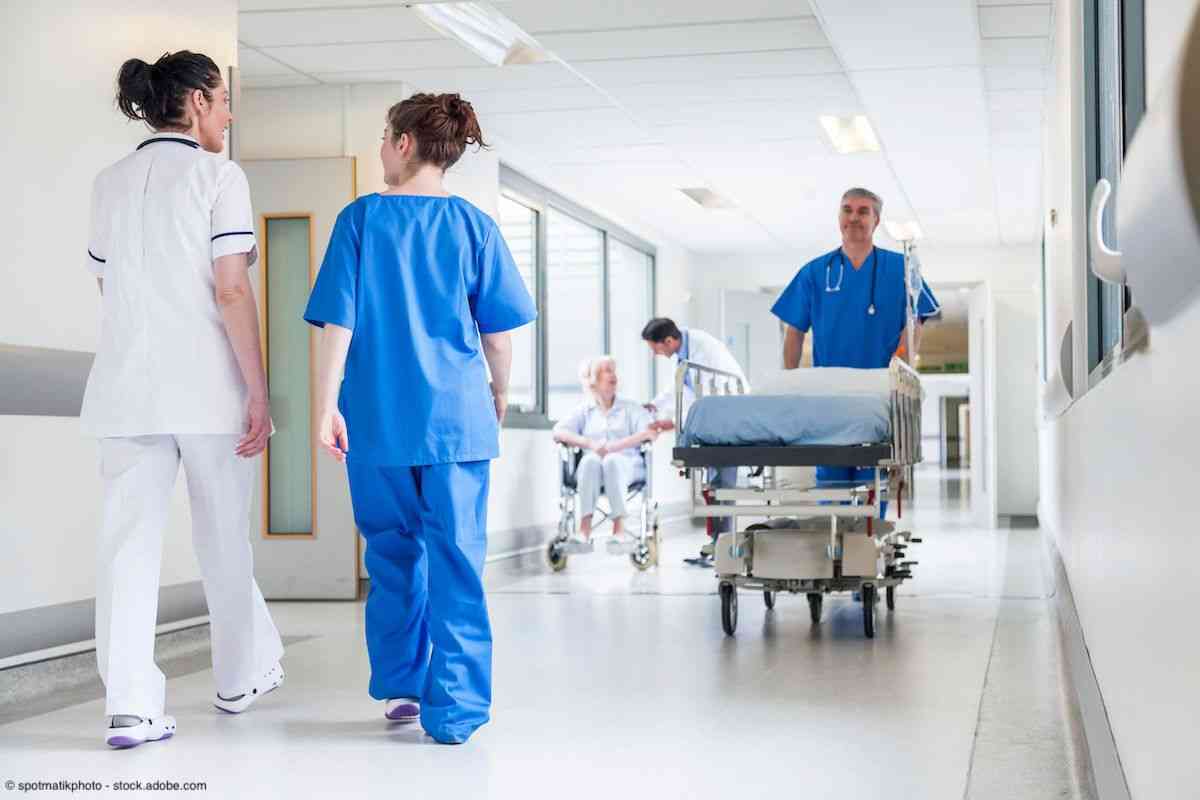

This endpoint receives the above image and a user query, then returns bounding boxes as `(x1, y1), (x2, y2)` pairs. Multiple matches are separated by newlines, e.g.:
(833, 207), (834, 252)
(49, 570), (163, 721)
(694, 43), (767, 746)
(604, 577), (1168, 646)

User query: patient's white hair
(578, 355), (618, 392)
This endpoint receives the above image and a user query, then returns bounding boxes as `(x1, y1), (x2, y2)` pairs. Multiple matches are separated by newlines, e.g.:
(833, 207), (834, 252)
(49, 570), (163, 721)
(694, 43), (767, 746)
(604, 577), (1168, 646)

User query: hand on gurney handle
(649, 419), (675, 432)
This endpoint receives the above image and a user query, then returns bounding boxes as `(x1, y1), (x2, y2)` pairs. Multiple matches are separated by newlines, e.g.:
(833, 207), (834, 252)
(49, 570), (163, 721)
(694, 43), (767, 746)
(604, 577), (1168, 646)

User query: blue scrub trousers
(815, 466), (888, 518)
(346, 458), (492, 744)
(707, 466), (738, 536)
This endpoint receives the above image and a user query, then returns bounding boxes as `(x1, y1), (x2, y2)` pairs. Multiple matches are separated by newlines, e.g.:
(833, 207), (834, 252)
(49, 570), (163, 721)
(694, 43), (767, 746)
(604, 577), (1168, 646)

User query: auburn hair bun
(387, 92), (487, 169)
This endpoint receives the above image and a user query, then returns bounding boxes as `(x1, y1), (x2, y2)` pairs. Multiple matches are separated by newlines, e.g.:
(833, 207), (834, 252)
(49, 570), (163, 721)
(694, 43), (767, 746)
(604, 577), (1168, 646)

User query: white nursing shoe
(214, 662), (285, 714)
(105, 714), (176, 748)
(385, 698), (421, 723)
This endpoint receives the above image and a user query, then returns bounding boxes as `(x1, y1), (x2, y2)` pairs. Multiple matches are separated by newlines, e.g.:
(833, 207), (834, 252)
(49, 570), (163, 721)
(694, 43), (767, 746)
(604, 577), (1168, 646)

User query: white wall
(0, 3), (238, 617)
(238, 84), (698, 549)
(1038, 0), (1200, 796)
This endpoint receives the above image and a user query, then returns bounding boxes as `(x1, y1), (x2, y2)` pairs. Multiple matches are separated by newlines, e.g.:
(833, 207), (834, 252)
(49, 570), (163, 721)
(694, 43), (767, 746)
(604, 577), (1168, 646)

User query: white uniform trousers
(94, 434), (283, 717)
(577, 452), (644, 521)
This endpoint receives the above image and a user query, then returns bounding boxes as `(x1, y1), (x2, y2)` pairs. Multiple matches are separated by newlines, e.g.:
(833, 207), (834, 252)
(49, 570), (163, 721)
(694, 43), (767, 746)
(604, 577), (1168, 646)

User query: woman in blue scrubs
(304, 93), (535, 744)
(771, 187), (938, 501)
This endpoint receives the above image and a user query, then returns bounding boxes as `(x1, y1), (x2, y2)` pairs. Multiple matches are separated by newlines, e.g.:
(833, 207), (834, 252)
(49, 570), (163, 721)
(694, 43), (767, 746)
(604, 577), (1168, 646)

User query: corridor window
(1083, 0), (1145, 379)
(499, 166), (658, 427)
(546, 209), (604, 419)
(607, 238), (654, 404)
(496, 194), (539, 413)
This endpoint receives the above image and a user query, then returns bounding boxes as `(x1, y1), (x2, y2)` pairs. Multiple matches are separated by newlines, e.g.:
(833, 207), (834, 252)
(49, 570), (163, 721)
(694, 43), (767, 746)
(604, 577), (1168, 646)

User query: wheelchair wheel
(720, 582), (738, 636)
(807, 593), (822, 623)
(546, 539), (568, 572)
(629, 537), (655, 571)
(763, 590), (776, 610)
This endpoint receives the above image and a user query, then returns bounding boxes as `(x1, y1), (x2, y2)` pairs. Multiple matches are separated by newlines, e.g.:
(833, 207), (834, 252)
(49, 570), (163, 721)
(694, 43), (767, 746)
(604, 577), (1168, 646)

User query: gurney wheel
(763, 591), (776, 610)
(720, 583), (738, 636)
(546, 540), (568, 573)
(886, 585), (895, 611)
(807, 593), (822, 624)
(862, 585), (876, 638)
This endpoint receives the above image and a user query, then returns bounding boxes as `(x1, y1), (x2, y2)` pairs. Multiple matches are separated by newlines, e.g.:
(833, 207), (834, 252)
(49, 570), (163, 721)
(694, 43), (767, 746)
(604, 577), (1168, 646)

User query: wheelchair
(546, 443), (660, 572)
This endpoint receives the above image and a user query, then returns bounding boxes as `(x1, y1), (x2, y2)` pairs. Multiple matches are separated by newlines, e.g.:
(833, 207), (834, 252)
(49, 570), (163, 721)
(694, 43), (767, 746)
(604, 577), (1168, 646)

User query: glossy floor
(1, 468), (1089, 799)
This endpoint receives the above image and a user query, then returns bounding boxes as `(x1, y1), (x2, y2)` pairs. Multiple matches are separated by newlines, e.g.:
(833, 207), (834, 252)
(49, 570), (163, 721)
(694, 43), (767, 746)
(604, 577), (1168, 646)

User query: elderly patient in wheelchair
(552, 356), (658, 555)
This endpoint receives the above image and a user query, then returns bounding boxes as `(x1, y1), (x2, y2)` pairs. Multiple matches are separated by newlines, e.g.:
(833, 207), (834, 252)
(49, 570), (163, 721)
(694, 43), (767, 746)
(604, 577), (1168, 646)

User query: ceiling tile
(502, 0), (811, 32)
(540, 18), (826, 61)
(238, 6), (436, 48)
(237, 45), (295, 77)
(319, 62), (584, 93)
(980, 37), (1049, 67)
(259, 40), (489, 75)
(811, 0), (981, 70)
(978, 4), (1052, 38)
(240, 73), (320, 89)
(575, 49), (842, 86)
(986, 89), (1044, 112)
(984, 66), (1046, 90)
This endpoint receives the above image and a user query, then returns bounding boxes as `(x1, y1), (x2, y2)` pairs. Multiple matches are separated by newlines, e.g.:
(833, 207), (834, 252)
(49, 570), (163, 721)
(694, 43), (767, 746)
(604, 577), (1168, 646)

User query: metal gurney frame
(670, 357), (924, 638)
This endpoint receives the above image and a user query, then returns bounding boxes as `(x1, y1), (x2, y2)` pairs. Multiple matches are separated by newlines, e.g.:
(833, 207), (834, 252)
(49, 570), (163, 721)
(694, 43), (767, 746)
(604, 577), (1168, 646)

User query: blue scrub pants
(707, 466), (738, 536)
(815, 466), (888, 518)
(346, 459), (492, 744)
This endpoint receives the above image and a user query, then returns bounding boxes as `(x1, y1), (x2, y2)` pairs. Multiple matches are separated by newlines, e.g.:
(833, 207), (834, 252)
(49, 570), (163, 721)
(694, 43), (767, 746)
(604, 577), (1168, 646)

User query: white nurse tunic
(82, 132), (259, 436)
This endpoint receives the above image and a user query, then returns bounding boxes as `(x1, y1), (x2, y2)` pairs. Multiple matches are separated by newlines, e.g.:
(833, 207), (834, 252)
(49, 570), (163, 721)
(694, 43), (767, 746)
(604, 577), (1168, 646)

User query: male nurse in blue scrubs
(771, 187), (938, 497)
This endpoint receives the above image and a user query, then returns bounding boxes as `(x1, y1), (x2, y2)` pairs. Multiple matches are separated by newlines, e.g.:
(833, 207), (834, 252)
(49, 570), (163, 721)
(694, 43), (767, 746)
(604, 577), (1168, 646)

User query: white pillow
(754, 367), (891, 397)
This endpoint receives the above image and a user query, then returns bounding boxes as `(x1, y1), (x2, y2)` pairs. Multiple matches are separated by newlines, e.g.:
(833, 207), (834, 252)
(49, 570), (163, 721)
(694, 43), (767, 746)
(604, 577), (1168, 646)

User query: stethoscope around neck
(825, 247), (879, 316)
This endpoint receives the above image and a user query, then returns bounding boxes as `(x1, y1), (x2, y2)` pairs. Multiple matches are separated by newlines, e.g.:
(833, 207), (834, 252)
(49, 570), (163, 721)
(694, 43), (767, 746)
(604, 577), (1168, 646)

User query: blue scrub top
(770, 246), (939, 369)
(303, 194), (537, 466)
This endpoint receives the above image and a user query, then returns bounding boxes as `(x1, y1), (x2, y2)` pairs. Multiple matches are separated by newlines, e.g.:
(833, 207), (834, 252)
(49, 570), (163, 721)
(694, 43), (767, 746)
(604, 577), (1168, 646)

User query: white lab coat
(650, 327), (750, 418)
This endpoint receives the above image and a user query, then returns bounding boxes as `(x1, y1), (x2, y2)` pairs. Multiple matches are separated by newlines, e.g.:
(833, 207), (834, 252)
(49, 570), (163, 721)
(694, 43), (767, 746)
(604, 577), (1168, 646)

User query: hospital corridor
(2, 1), (1198, 799)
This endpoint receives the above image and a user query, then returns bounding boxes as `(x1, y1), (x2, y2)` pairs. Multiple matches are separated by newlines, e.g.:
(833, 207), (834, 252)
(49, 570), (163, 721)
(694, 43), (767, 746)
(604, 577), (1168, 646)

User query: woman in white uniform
(83, 51), (284, 749)
(553, 356), (658, 553)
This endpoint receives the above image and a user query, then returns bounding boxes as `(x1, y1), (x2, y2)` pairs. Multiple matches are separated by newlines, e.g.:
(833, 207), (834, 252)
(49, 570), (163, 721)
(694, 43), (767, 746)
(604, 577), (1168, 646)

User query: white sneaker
(562, 534), (594, 555)
(385, 697), (421, 723)
(105, 714), (176, 749)
(214, 662), (285, 714)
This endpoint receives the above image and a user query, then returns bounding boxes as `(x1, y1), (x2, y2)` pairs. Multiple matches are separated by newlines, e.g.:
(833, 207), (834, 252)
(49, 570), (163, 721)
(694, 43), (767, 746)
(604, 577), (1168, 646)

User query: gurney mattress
(678, 394), (891, 447)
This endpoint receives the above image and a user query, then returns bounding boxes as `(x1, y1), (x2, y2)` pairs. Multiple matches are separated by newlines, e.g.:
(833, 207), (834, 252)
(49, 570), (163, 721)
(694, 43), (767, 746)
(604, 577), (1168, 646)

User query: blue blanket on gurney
(678, 395), (891, 447)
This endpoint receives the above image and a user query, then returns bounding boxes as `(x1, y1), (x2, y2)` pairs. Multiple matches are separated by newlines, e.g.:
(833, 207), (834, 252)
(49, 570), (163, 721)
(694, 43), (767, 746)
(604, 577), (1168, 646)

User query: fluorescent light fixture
(818, 114), (881, 155)
(679, 187), (738, 210)
(884, 219), (924, 241)
(409, 2), (550, 66)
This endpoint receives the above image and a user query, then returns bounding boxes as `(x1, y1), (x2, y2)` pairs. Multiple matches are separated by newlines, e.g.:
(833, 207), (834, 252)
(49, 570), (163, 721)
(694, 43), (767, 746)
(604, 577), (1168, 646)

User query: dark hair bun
(115, 51), (220, 130)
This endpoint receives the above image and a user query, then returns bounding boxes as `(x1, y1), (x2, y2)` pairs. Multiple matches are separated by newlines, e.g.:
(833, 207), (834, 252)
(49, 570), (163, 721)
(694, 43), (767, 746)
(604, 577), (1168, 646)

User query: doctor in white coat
(641, 318), (748, 560)
(83, 51), (284, 749)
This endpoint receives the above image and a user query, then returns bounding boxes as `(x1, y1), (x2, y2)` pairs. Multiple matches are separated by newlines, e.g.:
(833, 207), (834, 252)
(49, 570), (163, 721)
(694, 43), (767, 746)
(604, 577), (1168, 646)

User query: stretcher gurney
(671, 357), (924, 639)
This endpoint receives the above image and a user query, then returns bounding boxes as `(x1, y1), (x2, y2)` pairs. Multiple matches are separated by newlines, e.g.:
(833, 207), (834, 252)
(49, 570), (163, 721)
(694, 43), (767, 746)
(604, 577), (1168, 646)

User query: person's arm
(605, 428), (657, 453)
(481, 331), (512, 424)
(314, 324), (353, 462)
(214, 253), (271, 458)
(783, 325), (806, 370)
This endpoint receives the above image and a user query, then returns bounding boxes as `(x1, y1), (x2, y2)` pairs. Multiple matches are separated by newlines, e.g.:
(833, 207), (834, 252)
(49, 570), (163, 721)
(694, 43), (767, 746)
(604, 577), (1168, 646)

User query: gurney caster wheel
(546, 540), (568, 573)
(861, 585), (876, 638)
(807, 593), (822, 624)
(720, 583), (738, 636)
(763, 591), (776, 610)
(886, 585), (895, 611)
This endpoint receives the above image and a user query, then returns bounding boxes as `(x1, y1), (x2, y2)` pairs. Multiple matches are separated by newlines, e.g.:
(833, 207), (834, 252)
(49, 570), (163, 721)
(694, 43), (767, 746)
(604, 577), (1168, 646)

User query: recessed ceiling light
(409, 2), (550, 66)
(818, 114), (881, 155)
(678, 187), (738, 210)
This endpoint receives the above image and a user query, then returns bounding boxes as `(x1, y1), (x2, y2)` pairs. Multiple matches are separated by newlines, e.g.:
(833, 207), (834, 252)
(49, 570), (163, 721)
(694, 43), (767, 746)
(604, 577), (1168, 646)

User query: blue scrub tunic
(771, 246), (938, 505)
(302, 194), (535, 744)
(303, 194), (536, 466)
(770, 246), (938, 369)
